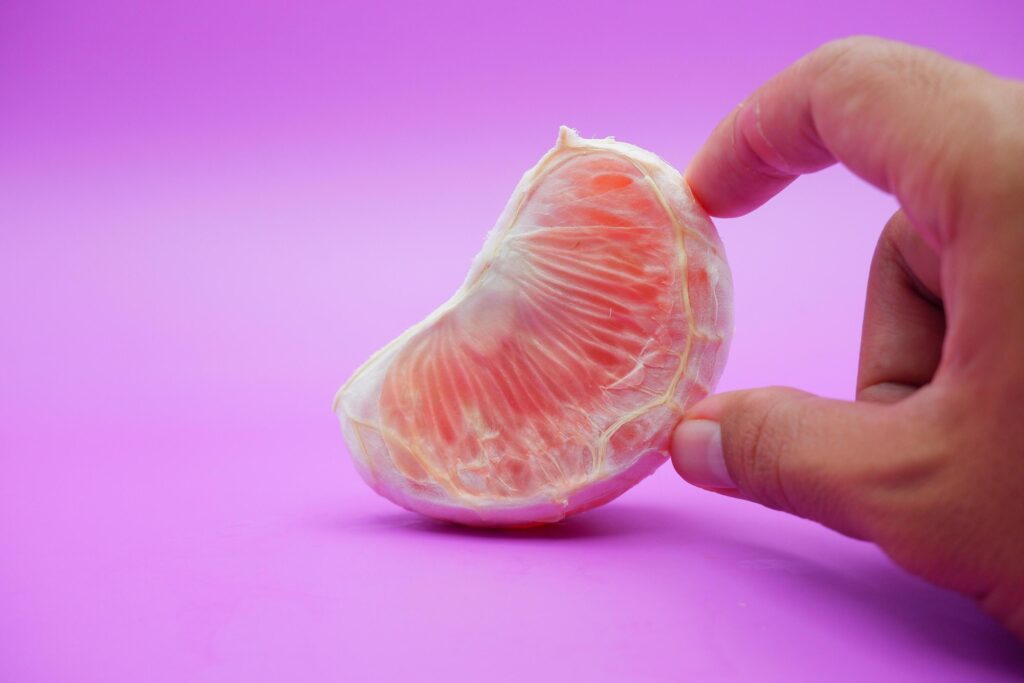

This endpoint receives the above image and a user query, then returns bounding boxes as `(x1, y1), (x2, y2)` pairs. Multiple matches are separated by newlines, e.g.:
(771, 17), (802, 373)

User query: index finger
(684, 36), (1007, 248)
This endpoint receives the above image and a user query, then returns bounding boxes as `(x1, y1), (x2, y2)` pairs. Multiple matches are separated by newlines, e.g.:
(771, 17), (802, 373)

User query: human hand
(670, 37), (1024, 638)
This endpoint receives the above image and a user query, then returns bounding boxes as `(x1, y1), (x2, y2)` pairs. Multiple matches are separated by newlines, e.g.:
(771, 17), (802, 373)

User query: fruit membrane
(334, 127), (732, 527)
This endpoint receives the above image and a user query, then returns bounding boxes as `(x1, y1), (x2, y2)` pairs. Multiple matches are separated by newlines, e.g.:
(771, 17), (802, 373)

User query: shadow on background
(315, 499), (1024, 675)
(356, 502), (669, 541)
(706, 535), (1024, 677)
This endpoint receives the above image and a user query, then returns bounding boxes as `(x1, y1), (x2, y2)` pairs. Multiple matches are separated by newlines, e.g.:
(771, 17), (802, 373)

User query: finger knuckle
(810, 36), (948, 100)
(809, 36), (894, 78)
(870, 215), (907, 276)
(730, 388), (802, 511)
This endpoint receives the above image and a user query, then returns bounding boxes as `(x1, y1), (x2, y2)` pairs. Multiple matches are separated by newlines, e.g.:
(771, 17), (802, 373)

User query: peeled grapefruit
(334, 127), (732, 526)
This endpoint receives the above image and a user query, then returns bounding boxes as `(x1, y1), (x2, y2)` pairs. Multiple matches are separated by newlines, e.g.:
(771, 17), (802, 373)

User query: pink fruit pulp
(334, 127), (732, 526)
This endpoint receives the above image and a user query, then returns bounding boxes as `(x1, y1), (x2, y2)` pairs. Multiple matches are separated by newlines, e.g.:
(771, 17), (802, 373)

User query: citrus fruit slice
(334, 127), (732, 526)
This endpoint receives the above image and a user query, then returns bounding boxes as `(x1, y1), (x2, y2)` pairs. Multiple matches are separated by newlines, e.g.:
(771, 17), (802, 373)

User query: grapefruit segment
(335, 127), (732, 526)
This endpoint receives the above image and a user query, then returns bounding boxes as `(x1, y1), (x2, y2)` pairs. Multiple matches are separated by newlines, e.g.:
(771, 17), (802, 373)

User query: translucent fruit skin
(334, 127), (733, 527)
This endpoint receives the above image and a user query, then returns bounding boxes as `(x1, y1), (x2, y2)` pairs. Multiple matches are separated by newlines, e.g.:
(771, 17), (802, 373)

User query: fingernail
(734, 97), (792, 174)
(671, 419), (735, 491)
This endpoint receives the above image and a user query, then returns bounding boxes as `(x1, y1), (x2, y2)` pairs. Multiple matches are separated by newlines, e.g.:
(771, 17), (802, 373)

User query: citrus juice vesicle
(334, 127), (733, 526)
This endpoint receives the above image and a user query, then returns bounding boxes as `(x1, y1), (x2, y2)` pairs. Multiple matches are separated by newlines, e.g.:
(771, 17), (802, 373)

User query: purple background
(2, 2), (1023, 680)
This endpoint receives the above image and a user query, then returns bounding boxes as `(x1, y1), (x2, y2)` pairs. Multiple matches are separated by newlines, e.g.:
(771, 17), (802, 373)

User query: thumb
(671, 387), (894, 540)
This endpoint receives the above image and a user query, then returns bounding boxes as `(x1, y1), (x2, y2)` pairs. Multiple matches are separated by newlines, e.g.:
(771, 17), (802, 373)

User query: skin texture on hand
(670, 37), (1024, 639)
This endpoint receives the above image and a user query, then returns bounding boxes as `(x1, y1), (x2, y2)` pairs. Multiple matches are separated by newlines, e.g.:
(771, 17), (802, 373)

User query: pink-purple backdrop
(2, 2), (1023, 681)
